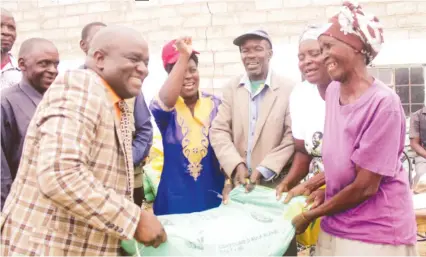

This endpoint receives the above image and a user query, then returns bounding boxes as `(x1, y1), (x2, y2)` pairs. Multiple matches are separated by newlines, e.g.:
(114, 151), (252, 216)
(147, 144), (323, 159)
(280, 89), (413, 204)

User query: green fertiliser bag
(143, 174), (155, 203)
(121, 186), (307, 256)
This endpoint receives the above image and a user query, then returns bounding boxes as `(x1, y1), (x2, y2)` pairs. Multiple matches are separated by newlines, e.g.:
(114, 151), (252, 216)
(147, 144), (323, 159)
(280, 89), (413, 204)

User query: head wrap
(299, 24), (327, 43)
(320, 1), (384, 64)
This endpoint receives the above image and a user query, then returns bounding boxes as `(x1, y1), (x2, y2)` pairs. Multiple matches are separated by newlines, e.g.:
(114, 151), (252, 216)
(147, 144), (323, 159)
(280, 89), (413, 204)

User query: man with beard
(0, 8), (21, 89)
(210, 30), (297, 255)
(1, 38), (59, 210)
(79, 22), (153, 206)
(0, 26), (166, 256)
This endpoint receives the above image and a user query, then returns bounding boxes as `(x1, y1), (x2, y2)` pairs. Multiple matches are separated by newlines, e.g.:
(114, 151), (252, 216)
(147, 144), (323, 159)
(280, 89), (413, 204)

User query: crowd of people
(0, 0), (423, 256)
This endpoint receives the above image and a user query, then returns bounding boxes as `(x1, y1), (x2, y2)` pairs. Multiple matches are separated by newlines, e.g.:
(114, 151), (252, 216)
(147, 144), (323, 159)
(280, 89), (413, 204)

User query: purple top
(321, 79), (417, 245)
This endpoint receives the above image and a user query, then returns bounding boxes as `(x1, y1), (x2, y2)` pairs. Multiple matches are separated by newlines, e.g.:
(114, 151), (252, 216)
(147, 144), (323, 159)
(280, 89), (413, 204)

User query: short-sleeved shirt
(0, 54), (21, 90)
(409, 107), (426, 146)
(289, 81), (325, 180)
(321, 80), (417, 245)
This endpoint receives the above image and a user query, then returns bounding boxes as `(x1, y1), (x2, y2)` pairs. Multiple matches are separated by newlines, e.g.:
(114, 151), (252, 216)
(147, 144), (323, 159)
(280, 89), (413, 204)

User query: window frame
(368, 63), (426, 116)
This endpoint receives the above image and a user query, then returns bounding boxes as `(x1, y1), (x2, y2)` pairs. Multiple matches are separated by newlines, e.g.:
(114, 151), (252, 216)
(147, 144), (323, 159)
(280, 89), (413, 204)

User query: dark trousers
(133, 187), (144, 207)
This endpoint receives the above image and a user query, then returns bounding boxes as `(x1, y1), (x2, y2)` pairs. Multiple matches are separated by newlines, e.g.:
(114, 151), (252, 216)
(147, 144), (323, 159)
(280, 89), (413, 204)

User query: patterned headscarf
(299, 24), (327, 43)
(320, 1), (384, 64)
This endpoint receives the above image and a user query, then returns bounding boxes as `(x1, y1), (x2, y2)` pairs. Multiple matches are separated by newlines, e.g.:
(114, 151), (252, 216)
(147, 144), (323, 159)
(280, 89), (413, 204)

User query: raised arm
(158, 37), (193, 108)
(35, 72), (141, 240)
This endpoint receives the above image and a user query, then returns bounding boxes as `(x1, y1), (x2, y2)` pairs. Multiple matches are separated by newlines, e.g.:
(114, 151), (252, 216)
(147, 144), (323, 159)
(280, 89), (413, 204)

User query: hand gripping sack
(121, 186), (307, 256)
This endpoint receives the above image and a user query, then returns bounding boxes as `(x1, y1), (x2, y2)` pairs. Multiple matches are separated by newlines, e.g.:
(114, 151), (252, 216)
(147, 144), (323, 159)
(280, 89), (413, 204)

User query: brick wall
(4, 0), (426, 95)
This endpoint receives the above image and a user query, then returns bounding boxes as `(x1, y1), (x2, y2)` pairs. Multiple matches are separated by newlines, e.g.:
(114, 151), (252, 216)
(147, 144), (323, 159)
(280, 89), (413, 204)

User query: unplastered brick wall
(5, 0), (426, 95)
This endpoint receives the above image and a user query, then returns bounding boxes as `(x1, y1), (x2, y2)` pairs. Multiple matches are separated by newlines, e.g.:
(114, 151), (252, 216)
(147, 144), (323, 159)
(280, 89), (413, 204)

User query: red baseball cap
(161, 39), (200, 69)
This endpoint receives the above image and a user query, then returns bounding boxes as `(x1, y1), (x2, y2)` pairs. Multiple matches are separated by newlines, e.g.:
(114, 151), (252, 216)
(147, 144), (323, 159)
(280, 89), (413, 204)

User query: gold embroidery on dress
(175, 94), (214, 181)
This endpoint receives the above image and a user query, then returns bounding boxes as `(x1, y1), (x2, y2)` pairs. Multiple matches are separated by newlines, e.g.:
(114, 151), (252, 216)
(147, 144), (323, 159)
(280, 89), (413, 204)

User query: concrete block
(65, 4), (88, 16)
(87, 2), (111, 13)
(387, 2), (417, 15)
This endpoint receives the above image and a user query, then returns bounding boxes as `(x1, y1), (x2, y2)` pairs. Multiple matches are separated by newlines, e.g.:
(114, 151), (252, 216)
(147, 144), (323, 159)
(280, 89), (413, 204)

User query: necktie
(118, 100), (134, 198)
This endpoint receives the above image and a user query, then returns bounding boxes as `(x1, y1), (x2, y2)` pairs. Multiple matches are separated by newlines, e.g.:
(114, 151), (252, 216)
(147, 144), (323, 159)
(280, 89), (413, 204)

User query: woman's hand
(306, 188), (325, 209)
(174, 36), (193, 56)
(282, 182), (311, 203)
(276, 181), (291, 200)
(292, 213), (312, 235)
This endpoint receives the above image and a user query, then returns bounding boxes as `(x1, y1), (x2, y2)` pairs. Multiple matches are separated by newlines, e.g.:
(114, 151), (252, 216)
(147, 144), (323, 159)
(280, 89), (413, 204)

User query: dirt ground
(142, 203), (426, 256)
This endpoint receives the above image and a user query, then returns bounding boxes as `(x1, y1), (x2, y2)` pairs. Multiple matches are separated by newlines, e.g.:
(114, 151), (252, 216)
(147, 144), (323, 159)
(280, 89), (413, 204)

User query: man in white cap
(210, 29), (297, 255)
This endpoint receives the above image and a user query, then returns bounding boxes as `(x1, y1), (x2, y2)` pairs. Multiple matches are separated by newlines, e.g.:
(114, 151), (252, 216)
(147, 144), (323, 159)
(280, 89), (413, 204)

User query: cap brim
(233, 33), (266, 46)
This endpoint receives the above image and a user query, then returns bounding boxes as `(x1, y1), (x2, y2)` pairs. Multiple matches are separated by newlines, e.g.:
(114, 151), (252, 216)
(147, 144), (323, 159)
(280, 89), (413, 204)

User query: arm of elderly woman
(292, 167), (381, 234)
(306, 167), (381, 218)
(293, 96), (404, 233)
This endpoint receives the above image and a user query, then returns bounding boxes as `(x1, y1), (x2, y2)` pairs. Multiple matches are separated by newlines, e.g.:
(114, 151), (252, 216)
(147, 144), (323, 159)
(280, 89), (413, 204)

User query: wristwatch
(225, 178), (232, 185)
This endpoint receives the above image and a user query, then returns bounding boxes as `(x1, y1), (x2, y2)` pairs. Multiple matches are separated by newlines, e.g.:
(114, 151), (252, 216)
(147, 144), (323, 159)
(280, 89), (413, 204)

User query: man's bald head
(80, 21), (106, 55)
(18, 38), (59, 94)
(86, 25), (149, 99)
(88, 25), (147, 56)
(19, 38), (56, 58)
(1, 8), (16, 54)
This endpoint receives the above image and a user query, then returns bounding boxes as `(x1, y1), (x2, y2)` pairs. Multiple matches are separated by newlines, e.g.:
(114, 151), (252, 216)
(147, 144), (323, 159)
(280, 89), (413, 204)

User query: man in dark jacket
(1, 38), (59, 209)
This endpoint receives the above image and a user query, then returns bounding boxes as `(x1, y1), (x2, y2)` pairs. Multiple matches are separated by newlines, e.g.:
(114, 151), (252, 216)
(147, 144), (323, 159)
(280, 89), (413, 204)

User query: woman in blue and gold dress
(149, 37), (225, 215)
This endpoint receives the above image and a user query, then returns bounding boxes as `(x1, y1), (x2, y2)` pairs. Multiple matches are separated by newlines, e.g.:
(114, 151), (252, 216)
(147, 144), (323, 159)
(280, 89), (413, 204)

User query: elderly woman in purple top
(292, 1), (418, 256)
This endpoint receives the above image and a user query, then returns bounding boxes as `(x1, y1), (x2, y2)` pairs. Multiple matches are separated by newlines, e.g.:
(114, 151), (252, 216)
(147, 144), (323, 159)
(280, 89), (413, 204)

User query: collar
(176, 91), (202, 104)
(422, 106), (426, 114)
(100, 78), (121, 105)
(18, 79), (43, 106)
(1, 53), (20, 72)
(84, 68), (121, 104)
(9, 54), (18, 68)
(238, 67), (273, 89)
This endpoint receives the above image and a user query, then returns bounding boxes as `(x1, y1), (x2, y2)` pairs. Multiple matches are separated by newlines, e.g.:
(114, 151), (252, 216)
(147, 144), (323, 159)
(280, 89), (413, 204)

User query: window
(368, 65), (425, 116)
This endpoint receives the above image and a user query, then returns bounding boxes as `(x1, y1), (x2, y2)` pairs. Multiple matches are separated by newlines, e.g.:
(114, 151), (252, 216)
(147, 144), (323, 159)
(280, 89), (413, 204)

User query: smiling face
(318, 35), (365, 83)
(95, 38), (149, 99)
(1, 13), (16, 54)
(240, 38), (272, 81)
(19, 42), (59, 94)
(298, 39), (329, 85)
(180, 58), (199, 99)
